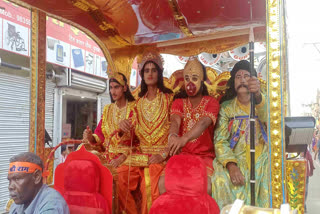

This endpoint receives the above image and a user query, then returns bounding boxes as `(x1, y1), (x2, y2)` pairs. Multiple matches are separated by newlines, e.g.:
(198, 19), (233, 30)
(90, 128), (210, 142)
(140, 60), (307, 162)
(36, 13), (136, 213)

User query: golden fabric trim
(92, 134), (102, 145)
(70, 0), (130, 46)
(108, 145), (130, 155)
(101, 102), (135, 158)
(122, 154), (149, 167)
(144, 168), (152, 212)
(182, 97), (210, 134)
(167, 0), (193, 37)
(171, 108), (183, 116)
(139, 146), (167, 154)
(134, 92), (173, 148)
(202, 112), (217, 125)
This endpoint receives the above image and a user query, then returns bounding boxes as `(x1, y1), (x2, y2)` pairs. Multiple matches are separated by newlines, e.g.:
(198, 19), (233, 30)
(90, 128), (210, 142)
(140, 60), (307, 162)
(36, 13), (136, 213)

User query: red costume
(171, 96), (219, 176)
(149, 155), (220, 214)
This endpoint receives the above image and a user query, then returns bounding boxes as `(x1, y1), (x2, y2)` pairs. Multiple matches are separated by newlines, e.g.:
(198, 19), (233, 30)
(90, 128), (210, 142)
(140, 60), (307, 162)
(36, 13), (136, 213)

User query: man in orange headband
(8, 152), (69, 214)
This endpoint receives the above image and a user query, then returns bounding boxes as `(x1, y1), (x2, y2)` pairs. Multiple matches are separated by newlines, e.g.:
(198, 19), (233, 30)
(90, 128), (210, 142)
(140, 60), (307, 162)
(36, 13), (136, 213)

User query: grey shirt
(9, 184), (69, 214)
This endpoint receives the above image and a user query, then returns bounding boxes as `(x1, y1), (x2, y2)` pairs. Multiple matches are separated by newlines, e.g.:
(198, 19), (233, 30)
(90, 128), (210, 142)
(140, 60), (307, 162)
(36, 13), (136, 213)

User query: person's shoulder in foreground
(8, 152), (69, 214)
(10, 184), (69, 214)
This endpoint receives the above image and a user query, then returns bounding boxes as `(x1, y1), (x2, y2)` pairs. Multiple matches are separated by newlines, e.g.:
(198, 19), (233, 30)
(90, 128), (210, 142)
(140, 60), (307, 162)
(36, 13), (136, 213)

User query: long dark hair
(138, 61), (173, 98)
(109, 73), (135, 103)
(219, 60), (257, 104)
(173, 63), (209, 100)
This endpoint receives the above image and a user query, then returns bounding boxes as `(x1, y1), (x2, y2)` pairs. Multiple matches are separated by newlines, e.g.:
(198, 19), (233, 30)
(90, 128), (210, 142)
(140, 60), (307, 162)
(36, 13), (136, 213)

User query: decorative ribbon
(229, 116), (268, 149)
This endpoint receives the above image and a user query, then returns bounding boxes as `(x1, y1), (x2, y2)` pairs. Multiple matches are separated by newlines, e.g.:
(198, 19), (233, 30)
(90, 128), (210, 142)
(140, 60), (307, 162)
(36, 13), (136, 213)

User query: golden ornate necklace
(141, 92), (163, 122)
(113, 100), (127, 125)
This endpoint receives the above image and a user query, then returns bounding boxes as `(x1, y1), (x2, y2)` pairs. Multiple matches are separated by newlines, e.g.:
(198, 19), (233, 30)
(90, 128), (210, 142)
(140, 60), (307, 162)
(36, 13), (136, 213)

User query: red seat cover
(54, 147), (113, 214)
(149, 155), (220, 214)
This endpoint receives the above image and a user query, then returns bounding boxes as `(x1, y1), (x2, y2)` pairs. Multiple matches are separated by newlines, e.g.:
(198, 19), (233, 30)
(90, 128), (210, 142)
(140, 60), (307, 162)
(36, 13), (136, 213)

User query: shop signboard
(0, 0), (108, 79)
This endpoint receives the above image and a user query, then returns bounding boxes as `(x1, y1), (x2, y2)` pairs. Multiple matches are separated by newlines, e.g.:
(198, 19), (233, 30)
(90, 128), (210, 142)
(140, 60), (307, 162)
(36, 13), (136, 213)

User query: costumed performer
(119, 50), (173, 214)
(83, 72), (140, 214)
(211, 60), (269, 208)
(168, 57), (220, 195)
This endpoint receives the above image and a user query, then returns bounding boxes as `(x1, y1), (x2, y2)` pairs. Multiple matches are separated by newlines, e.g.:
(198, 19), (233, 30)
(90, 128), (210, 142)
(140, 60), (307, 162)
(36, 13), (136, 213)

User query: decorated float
(1, 0), (310, 213)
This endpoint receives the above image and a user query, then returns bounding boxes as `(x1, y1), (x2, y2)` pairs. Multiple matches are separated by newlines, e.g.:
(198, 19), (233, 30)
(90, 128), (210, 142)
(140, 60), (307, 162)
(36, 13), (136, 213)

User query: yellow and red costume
(93, 101), (141, 214)
(131, 90), (173, 214)
(170, 96), (220, 176)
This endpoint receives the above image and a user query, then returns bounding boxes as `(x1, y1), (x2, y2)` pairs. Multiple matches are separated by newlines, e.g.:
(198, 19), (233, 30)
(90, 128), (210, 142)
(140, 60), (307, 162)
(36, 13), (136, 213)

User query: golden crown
(184, 57), (204, 78)
(108, 70), (126, 86)
(137, 49), (164, 71)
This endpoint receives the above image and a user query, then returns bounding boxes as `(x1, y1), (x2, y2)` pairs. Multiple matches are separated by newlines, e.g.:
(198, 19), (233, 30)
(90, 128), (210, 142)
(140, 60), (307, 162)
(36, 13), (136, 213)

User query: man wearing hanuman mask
(167, 57), (220, 195)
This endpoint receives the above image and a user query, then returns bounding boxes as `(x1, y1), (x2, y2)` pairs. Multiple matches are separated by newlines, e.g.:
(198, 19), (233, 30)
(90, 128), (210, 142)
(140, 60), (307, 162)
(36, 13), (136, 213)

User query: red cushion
(165, 155), (207, 196)
(64, 191), (109, 214)
(150, 155), (220, 214)
(54, 147), (113, 213)
(69, 205), (105, 214)
(64, 160), (100, 193)
(150, 193), (219, 214)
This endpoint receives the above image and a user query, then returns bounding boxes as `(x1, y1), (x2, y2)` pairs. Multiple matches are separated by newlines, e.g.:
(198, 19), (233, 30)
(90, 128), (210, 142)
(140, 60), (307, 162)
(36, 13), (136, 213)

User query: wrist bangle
(168, 133), (178, 141)
(161, 151), (168, 159)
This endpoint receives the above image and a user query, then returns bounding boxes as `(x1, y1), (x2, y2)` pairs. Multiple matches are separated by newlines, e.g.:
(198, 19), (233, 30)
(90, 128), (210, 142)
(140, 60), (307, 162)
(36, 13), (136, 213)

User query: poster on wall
(100, 57), (108, 78)
(46, 36), (71, 68)
(2, 19), (29, 56)
(70, 45), (85, 72)
(94, 54), (101, 77)
(62, 123), (71, 139)
(85, 51), (94, 74)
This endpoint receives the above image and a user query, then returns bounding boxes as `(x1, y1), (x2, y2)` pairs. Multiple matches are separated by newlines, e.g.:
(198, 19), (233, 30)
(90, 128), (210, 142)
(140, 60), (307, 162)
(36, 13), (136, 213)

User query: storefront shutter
(0, 72), (30, 209)
(45, 80), (55, 145)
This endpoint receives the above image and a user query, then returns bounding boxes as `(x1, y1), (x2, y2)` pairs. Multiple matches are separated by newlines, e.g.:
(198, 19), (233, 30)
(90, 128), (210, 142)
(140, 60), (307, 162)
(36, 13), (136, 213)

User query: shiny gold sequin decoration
(167, 0), (193, 37)
(286, 160), (307, 214)
(137, 48), (164, 71)
(134, 92), (173, 154)
(141, 94), (163, 122)
(267, 0), (286, 208)
(113, 102), (127, 125)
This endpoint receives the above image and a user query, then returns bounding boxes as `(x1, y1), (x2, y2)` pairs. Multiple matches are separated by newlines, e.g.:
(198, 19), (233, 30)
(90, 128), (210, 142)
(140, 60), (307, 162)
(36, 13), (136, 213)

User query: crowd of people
(7, 51), (269, 214)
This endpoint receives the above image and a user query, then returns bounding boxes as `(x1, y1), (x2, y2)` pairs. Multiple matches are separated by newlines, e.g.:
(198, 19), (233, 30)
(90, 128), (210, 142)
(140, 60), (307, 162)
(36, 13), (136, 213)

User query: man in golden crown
(167, 57), (220, 195)
(211, 60), (269, 208)
(83, 72), (140, 214)
(119, 50), (173, 214)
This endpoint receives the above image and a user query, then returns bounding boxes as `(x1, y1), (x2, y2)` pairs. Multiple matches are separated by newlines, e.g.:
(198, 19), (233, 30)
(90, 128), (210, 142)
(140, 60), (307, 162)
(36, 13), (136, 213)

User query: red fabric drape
(149, 155), (220, 214)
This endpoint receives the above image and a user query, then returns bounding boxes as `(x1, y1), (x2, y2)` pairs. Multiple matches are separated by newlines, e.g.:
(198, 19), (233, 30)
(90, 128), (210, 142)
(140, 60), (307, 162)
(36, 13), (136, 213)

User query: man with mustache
(167, 57), (220, 195)
(211, 60), (269, 208)
(8, 152), (69, 214)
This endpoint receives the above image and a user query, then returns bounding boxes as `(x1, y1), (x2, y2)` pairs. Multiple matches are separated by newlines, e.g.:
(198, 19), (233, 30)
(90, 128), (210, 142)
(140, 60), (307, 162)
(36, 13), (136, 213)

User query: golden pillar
(266, 0), (287, 208)
(29, 9), (47, 160)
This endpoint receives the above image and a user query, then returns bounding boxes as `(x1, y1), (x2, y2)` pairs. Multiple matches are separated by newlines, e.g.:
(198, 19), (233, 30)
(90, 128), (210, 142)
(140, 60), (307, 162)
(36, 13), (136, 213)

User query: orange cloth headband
(8, 162), (42, 174)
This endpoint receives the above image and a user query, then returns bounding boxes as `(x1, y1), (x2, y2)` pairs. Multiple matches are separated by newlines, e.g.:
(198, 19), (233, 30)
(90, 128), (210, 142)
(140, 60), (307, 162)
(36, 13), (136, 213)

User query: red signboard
(0, 0), (107, 78)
